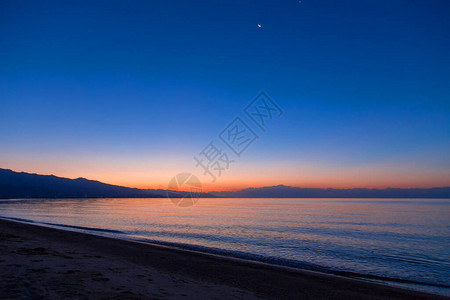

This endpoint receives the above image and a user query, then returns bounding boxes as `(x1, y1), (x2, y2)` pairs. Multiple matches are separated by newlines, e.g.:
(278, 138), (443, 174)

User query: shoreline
(0, 218), (447, 299)
(2, 215), (448, 293)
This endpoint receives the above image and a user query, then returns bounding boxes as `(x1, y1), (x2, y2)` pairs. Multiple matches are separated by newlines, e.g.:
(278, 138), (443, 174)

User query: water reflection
(0, 197), (449, 292)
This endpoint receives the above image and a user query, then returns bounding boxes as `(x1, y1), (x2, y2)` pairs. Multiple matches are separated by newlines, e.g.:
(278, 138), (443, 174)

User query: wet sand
(0, 218), (445, 299)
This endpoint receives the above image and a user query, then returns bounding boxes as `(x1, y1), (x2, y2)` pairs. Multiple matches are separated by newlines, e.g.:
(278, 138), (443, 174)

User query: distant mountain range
(0, 168), (161, 199)
(0, 169), (449, 199)
(0, 168), (213, 199)
(212, 185), (450, 198)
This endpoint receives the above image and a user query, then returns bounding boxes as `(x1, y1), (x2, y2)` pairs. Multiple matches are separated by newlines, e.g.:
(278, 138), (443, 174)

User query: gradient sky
(1, 0), (449, 191)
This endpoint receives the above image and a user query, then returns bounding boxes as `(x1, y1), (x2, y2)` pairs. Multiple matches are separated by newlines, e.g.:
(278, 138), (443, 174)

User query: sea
(0, 197), (449, 296)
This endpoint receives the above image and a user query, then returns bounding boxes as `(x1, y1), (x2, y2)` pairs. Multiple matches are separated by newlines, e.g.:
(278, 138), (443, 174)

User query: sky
(0, 0), (449, 191)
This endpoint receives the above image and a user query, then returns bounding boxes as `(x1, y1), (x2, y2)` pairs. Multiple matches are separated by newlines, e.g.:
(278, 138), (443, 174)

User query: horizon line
(2, 168), (449, 192)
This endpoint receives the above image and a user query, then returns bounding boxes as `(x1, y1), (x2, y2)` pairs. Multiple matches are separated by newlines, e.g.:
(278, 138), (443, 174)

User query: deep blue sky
(1, 0), (449, 190)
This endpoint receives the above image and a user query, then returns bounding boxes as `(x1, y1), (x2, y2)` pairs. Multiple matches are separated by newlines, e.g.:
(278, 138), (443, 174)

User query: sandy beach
(0, 218), (445, 299)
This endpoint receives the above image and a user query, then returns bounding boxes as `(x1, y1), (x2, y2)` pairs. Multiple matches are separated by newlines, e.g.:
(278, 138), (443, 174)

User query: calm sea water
(0, 198), (449, 295)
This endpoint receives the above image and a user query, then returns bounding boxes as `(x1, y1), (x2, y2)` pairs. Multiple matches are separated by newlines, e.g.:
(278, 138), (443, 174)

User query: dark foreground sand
(0, 219), (445, 299)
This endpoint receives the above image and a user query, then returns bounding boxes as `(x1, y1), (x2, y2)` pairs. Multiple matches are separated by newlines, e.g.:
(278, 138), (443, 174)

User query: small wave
(0, 216), (37, 223)
(41, 222), (125, 234)
(130, 236), (450, 290)
(0, 216), (125, 234)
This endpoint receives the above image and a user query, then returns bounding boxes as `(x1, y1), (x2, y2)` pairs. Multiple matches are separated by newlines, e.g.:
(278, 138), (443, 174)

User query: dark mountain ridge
(0, 168), (163, 198)
(0, 169), (219, 199)
(1, 169), (449, 199)
(211, 184), (450, 198)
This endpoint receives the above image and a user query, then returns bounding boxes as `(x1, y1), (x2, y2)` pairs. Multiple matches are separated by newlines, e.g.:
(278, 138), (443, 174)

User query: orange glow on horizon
(1, 159), (449, 193)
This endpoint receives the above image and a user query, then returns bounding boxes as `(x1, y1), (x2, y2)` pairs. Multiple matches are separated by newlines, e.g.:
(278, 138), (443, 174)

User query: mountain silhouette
(0, 169), (219, 199)
(211, 184), (450, 198)
(0, 169), (449, 199)
(0, 168), (165, 198)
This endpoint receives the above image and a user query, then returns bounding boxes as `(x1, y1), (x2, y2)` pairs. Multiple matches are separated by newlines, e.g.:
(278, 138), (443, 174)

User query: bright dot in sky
(257, 24), (262, 28)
